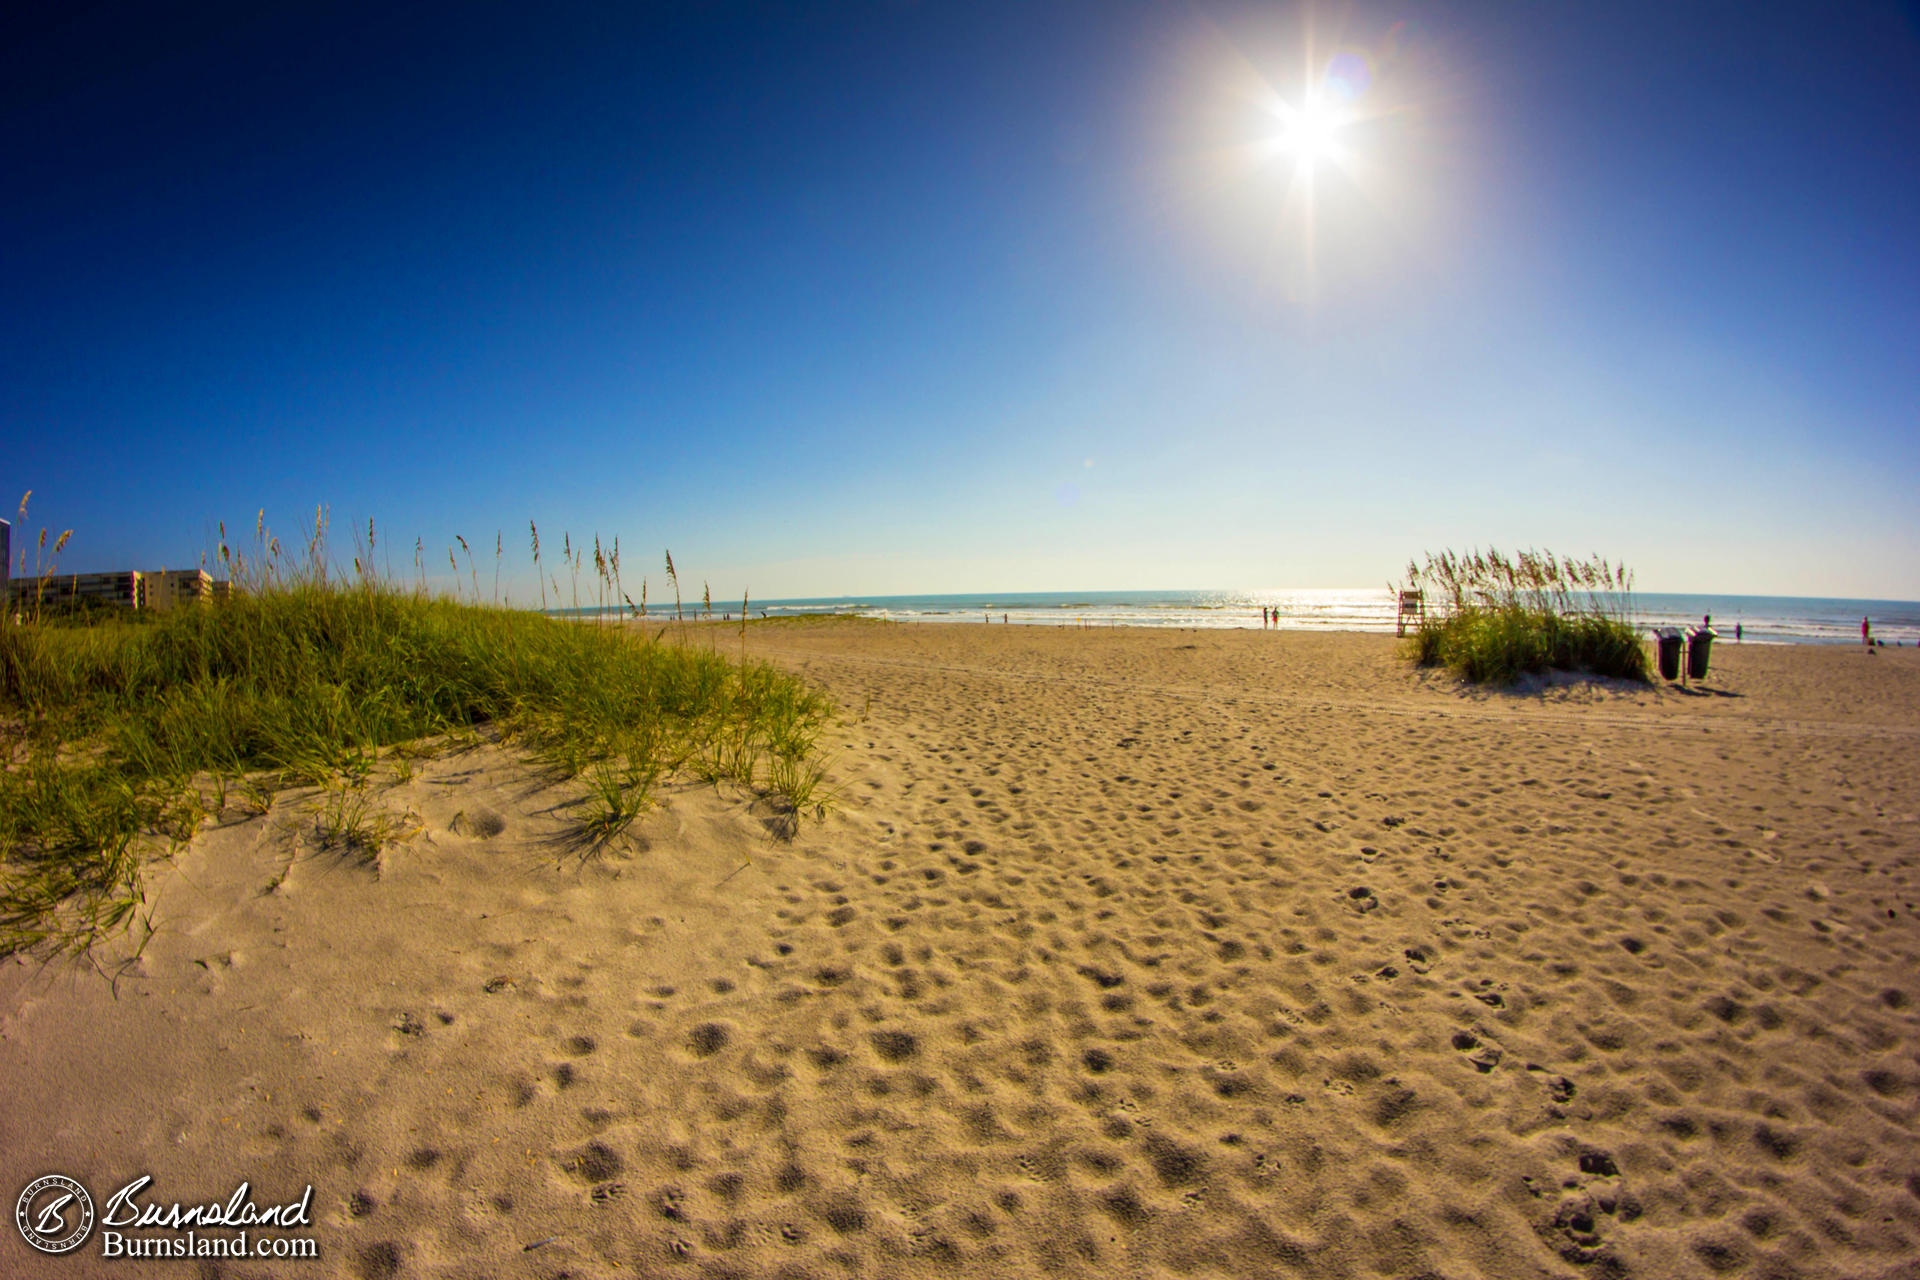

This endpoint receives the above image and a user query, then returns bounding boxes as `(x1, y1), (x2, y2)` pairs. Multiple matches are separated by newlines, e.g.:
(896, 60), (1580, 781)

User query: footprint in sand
(447, 808), (506, 838)
(1543, 1073), (1577, 1103)
(870, 1029), (919, 1062)
(1450, 1030), (1503, 1073)
(1470, 978), (1508, 1008)
(357, 1242), (402, 1279)
(560, 1141), (622, 1184)
(1549, 1195), (1611, 1263)
(1578, 1150), (1619, 1177)
(688, 1023), (731, 1057)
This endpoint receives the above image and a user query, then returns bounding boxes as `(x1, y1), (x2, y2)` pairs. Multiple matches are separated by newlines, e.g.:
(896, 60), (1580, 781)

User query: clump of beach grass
(314, 781), (404, 865)
(0, 512), (834, 956)
(1402, 548), (1650, 685)
(571, 751), (662, 851)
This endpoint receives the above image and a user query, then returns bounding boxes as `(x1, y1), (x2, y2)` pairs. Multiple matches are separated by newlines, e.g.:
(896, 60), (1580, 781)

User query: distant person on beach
(1863, 616), (1872, 646)
(1261, 606), (1269, 628)
(1735, 623), (1742, 643)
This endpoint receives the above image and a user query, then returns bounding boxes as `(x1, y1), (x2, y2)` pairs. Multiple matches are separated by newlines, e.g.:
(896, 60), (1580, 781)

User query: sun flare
(1271, 93), (1347, 172)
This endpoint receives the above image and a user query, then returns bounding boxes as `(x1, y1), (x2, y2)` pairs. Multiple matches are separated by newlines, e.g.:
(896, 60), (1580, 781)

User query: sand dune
(4, 624), (1917, 1279)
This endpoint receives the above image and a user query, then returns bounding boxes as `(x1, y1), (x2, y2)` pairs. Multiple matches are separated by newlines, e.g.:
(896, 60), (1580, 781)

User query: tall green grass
(0, 520), (833, 957)
(1402, 548), (1651, 685)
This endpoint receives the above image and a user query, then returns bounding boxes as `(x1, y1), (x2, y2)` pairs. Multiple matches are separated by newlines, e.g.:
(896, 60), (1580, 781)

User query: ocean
(700, 589), (1920, 646)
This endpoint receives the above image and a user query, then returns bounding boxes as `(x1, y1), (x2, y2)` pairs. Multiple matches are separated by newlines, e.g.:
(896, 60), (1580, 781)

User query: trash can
(1653, 628), (1683, 681)
(1686, 626), (1716, 680)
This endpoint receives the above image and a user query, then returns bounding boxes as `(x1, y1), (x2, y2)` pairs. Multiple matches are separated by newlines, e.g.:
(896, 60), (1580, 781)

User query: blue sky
(5, 1), (1917, 601)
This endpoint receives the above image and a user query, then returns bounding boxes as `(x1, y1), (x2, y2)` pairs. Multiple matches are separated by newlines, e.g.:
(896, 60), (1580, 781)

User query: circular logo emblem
(16, 1175), (95, 1255)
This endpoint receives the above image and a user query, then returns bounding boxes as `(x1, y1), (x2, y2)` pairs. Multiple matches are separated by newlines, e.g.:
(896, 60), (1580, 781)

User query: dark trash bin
(1686, 626), (1716, 680)
(1653, 628), (1683, 681)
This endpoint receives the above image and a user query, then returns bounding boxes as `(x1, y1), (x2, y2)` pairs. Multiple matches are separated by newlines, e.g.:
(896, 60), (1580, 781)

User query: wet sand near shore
(3, 622), (1917, 1279)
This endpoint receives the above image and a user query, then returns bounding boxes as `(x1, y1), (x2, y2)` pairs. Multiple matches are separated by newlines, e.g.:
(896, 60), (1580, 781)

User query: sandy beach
(3, 622), (1917, 1280)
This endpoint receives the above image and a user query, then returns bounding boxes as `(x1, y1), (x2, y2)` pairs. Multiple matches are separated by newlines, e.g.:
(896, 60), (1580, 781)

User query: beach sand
(3, 623), (1917, 1279)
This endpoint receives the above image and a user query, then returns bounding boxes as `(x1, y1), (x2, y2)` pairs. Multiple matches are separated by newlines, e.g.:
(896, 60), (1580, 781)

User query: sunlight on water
(685, 590), (1920, 646)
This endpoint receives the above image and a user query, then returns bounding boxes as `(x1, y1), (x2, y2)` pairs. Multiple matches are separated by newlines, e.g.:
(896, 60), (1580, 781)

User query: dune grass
(0, 523), (835, 957)
(1402, 548), (1651, 685)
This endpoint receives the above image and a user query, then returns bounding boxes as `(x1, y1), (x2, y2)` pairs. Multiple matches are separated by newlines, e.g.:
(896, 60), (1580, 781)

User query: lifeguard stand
(1395, 589), (1425, 637)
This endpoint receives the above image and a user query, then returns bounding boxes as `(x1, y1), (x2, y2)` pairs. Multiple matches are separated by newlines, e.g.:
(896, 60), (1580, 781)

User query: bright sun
(1273, 94), (1346, 171)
